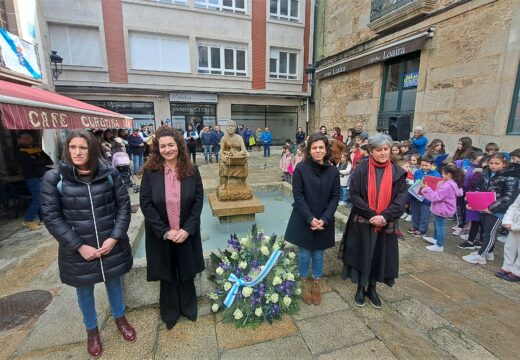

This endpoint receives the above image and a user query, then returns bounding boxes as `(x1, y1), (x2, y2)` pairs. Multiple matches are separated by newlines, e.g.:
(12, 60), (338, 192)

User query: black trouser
(159, 275), (197, 328)
(468, 221), (483, 243)
(187, 143), (196, 163)
(456, 196), (466, 227)
(478, 213), (502, 256)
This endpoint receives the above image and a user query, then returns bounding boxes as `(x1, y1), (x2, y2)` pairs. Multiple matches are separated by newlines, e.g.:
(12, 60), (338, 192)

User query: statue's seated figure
(217, 120), (253, 201)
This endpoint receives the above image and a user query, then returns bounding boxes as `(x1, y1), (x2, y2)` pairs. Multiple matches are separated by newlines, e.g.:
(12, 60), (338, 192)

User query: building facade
(312, 0), (520, 151)
(39, 0), (314, 144)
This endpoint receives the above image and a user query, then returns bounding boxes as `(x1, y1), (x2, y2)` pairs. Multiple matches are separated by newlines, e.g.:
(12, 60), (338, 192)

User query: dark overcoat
(339, 160), (408, 285)
(41, 161), (133, 287)
(285, 159), (340, 250)
(139, 165), (204, 282)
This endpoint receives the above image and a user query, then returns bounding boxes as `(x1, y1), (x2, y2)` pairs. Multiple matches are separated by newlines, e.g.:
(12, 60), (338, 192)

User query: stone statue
(217, 120), (253, 201)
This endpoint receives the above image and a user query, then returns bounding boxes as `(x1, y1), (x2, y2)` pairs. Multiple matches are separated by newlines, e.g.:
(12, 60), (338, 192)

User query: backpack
(57, 173), (113, 194)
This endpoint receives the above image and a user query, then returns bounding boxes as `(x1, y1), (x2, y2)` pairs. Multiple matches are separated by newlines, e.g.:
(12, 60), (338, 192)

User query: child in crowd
(279, 145), (293, 183)
(351, 143), (362, 169)
(337, 152), (352, 206)
(399, 140), (412, 160)
(484, 142), (499, 156)
(462, 153), (519, 265)
(421, 165), (464, 252)
(391, 143), (402, 163)
(408, 155), (441, 238)
(293, 146), (304, 168)
(409, 154), (420, 174)
(398, 158), (414, 222)
(495, 193), (520, 282)
(359, 144), (370, 162)
(507, 148), (520, 182)
(457, 152), (486, 249)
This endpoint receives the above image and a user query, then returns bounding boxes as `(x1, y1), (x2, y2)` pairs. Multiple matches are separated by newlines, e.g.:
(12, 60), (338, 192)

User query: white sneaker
(469, 251), (494, 261)
(426, 244), (444, 252)
(404, 215), (412, 222)
(462, 253), (486, 264)
(400, 212), (409, 220)
(338, 201), (347, 206)
(459, 234), (469, 241)
(422, 236), (437, 244)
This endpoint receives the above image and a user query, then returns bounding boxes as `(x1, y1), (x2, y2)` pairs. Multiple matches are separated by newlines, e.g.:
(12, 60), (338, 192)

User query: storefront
(83, 100), (155, 130)
(170, 93), (217, 133)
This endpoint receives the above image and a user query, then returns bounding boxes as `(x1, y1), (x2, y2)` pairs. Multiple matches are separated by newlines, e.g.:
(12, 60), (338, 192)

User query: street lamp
(49, 50), (63, 80)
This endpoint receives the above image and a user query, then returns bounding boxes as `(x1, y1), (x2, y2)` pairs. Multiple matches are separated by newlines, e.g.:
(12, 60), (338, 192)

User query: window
(129, 32), (190, 73)
(270, 0), (299, 22)
(269, 49), (297, 79)
(195, 0), (245, 13)
(49, 24), (102, 66)
(508, 63), (520, 135)
(197, 43), (246, 76)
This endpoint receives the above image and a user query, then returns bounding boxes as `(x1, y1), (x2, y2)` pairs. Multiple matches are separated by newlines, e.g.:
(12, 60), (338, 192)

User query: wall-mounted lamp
(305, 64), (316, 86)
(49, 50), (63, 80)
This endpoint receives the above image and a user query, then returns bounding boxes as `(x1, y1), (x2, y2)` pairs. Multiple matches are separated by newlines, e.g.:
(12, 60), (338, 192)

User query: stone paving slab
(318, 339), (397, 360)
(293, 291), (349, 321)
(14, 343), (88, 360)
(297, 309), (374, 355)
(215, 315), (298, 351)
(429, 327), (499, 360)
(155, 315), (218, 360)
(392, 298), (449, 331)
(220, 335), (311, 360)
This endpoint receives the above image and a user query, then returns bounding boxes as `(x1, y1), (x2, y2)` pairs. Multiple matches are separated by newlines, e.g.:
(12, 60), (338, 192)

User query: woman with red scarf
(339, 134), (408, 308)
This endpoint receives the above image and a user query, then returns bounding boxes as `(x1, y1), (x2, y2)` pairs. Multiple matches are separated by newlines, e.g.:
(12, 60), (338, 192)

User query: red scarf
(367, 157), (393, 232)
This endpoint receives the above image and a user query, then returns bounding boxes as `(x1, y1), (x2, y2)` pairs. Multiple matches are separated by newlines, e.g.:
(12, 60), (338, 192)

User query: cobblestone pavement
(1, 149), (520, 359)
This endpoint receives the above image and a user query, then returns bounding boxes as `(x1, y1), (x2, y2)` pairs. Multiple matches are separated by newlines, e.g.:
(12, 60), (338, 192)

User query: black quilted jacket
(475, 167), (519, 214)
(41, 161), (132, 287)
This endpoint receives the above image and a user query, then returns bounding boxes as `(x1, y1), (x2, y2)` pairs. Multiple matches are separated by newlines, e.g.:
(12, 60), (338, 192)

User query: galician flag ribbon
(223, 249), (282, 308)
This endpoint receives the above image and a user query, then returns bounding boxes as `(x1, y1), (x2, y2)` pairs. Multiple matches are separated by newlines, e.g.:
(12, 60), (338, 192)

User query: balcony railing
(370, 0), (416, 22)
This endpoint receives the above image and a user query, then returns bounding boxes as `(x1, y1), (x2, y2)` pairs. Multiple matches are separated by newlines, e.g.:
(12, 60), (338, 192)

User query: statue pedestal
(208, 193), (264, 224)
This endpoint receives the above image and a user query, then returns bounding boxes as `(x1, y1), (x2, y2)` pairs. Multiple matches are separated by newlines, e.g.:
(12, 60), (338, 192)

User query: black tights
(468, 221), (483, 243)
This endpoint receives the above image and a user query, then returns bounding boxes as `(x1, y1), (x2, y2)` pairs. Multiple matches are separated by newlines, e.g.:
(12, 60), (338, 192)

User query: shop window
(270, 0), (299, 22)
(129, 32), (190, 73)
(507, 63), (520, 135)
(197, 43), (247, 76)
(195, 0), (246, 14)
(269, 49), (298, 80)
(48, 24), (102, 67)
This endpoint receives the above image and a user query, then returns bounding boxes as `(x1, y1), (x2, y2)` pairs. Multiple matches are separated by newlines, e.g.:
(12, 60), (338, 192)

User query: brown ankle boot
(311, 279), (321, 305)
(115, 315), (136, 342)
(87, 327), (102, 358)
(302, 278), (312, 305)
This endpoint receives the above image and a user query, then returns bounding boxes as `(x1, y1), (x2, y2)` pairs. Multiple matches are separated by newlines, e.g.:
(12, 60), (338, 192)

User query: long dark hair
(442, 165), (464, 188)
(62, 130), (101, 174)
(305, 133), (332, 163)
(143, 126), (193, 178)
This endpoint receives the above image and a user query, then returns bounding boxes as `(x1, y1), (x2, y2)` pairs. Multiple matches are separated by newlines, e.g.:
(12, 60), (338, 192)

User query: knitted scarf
(367, 157), (393, 232)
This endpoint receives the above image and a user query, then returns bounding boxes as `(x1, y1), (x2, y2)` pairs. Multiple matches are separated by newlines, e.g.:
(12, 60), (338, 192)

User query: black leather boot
(366, 283), (382, 308)
(354, 284), (365, 307)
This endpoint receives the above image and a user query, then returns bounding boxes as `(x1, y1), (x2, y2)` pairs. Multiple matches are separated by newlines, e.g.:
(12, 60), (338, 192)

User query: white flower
(242, 287), (253, 297)
(233, 308), (243, 320)
(288, 252), (296, 259)
(254, 307), (263, 317)
(271, 293), (279, 303)
(231, 252), (239, 260)
(208, 292), (218, 300)
(239, 261), (247, 269)
(240, 237), (249, 246)
(285, 273), (295, 281)
(222, 256), (230, 264)
(283, 296), (292, 306)
(211, 303), (219, 312)
(272, 243), (280, 251)
(294, 288), (302, 295)
(283, 258), (291, 266)
(216, 267), (224, 275)
(224, 282), (232, 291)
(264, 236), (271, 241)
(272, 276), (283, 286)
(260, 246), (269, 256)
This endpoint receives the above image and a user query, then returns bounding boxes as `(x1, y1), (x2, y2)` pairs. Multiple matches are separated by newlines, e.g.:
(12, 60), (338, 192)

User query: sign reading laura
(316, 35), (428, 80)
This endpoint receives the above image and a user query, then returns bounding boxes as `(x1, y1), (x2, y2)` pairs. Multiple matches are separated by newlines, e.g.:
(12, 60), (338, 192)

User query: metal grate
(370, 0), (416, 22)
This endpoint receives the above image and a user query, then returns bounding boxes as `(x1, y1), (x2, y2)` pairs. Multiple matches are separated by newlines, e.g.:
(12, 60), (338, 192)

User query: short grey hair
(413, 126), (424, 133)
(368, 134), (393, 152)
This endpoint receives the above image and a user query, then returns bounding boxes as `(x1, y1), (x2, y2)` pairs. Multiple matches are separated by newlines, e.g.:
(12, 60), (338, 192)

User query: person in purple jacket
(420, 165), (464, 252)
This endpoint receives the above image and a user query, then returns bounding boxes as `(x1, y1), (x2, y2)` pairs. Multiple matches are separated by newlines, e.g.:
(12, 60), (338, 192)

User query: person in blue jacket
(410, 126), (428, 156)
(261, 127), (273, 157)
(211, 125), (225, 162)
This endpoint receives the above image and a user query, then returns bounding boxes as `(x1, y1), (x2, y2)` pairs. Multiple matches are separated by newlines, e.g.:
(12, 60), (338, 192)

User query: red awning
(0, 80), (133, 130)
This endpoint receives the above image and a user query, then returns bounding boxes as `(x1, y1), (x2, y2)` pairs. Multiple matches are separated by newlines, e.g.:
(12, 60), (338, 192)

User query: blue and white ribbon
(223, 249), (282, 308)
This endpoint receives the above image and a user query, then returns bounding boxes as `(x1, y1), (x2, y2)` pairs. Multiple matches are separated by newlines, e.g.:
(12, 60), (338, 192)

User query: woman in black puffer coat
(41, 130), (135, 358)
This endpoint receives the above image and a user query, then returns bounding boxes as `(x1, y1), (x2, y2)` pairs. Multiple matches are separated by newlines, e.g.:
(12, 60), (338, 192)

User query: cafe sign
(316, 32), (431, 80)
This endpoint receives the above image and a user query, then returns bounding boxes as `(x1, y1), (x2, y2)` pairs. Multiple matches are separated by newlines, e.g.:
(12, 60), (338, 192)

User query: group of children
(279, 141), (304, 184)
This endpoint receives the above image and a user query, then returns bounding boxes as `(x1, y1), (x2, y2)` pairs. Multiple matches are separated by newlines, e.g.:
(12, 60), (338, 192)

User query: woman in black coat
(139, 126), (204, 330)
(285, 133), (340, 306)
(339, 134), (408, 309)
(41, 130), (135, 358)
